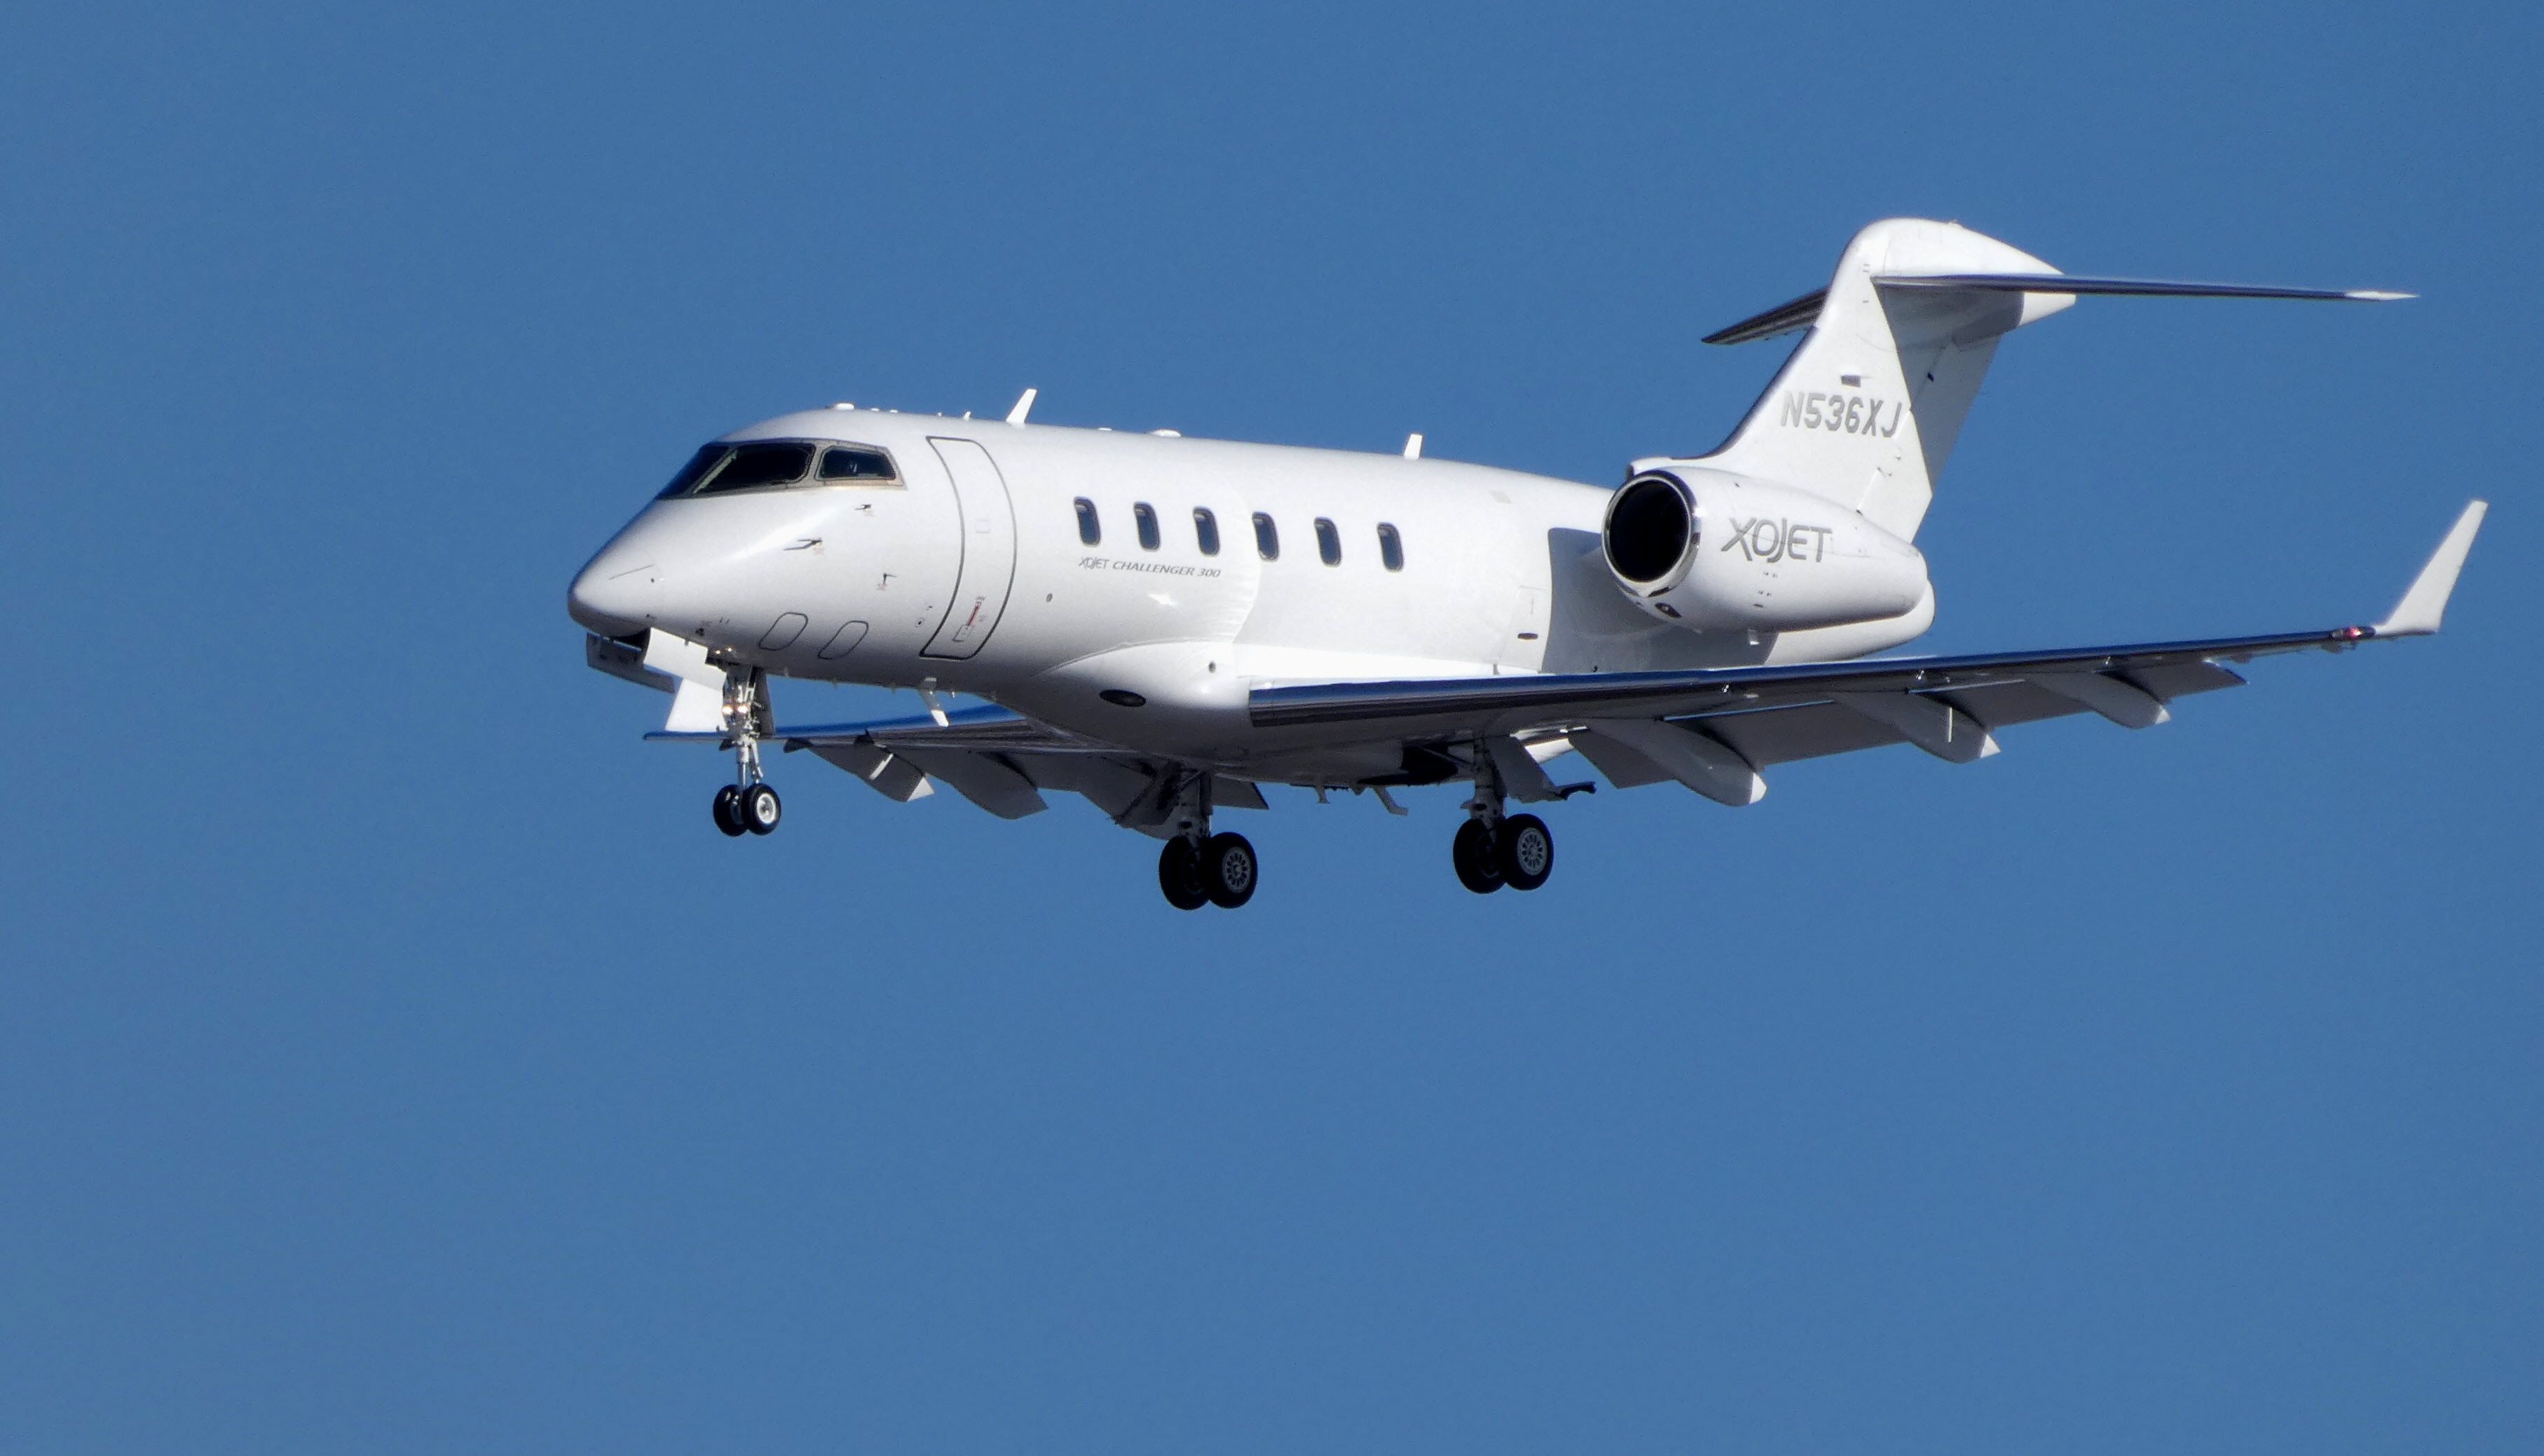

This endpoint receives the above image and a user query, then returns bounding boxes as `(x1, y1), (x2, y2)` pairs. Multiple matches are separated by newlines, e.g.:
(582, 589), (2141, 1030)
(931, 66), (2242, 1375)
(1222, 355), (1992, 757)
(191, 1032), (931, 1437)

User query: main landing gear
(706, 666), (782, 838)
(1451, 812), (1552, 893)
(1452, 748), (1554, 894)
(1158, 832), (1257, 909)
(1154, 772), (1257, 909)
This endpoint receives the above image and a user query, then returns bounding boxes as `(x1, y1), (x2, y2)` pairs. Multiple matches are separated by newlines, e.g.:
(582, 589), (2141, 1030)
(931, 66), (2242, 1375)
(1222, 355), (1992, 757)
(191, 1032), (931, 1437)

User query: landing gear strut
(1154, 771), (1257, 909)
(1452, 745), (1554, 893)
(707, 666), (781, 837)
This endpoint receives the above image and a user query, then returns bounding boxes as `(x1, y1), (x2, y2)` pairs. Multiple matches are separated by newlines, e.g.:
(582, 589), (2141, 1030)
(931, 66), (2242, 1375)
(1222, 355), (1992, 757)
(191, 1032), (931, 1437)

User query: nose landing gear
(1153, 771), (1259, 909)
(706, 666), (781, 838)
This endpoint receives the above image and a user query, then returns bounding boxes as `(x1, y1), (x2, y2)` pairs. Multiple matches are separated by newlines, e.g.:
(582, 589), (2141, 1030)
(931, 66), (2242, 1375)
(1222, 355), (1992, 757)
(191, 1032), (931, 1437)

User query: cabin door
(920, 437), (1019, 660)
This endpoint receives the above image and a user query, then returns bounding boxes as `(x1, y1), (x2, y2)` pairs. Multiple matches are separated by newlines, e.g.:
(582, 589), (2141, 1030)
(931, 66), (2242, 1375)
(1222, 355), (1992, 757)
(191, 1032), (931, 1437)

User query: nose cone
(568, 544), (660, 637)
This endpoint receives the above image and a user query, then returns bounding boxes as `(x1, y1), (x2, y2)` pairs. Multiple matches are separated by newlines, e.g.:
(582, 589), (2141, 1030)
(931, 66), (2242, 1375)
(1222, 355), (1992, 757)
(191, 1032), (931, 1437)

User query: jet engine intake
(1601, 469), (1929, 632)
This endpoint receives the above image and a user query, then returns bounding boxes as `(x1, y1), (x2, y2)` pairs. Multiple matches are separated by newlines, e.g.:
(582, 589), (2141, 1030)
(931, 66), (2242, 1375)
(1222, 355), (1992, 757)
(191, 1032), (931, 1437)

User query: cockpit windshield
(656, 440), (899, 499)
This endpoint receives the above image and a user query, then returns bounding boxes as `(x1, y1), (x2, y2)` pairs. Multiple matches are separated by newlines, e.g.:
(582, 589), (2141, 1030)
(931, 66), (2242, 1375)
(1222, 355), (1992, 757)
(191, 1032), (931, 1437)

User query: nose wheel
(711, 781), (781, 836)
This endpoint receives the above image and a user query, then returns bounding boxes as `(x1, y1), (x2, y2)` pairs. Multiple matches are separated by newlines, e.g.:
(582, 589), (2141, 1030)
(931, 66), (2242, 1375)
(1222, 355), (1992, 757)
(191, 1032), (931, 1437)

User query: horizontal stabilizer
(1702, 289), (1829, 345)
(1875, 273), (2412, 302)
(1704, 271), (2410, 346)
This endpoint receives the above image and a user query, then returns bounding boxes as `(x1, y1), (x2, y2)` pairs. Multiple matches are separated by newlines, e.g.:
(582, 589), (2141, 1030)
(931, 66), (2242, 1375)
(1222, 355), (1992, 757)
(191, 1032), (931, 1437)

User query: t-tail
(1661, 218), (2411, 540)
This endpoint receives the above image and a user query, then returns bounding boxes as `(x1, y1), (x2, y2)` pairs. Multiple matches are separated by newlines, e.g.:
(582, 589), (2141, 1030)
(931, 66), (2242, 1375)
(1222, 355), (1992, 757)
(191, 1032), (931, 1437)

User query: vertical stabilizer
(1694, 219), (2074, 539)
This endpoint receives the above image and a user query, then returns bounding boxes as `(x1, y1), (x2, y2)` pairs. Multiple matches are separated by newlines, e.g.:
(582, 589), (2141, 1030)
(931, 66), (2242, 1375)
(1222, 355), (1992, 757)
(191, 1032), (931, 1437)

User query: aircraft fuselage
(567, 407), (1932, 780)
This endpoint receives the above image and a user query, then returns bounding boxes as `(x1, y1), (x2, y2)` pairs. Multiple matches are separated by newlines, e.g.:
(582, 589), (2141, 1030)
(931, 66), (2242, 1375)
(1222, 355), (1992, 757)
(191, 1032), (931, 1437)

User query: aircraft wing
(620, 502), (2480, 820)
(1251, 501), (2487, 803)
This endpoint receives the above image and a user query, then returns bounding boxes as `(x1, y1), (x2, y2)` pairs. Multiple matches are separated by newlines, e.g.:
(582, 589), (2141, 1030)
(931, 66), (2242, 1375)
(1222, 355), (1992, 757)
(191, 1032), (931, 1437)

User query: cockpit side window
(657, 446), (731, 500)
(698, 442), (814, 494)
(818, 446), (898, 483)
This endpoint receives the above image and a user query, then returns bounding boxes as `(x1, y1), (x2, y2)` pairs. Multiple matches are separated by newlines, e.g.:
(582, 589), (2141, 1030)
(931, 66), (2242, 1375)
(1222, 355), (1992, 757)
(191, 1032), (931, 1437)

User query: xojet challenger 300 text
(568, 219), (2484, 909)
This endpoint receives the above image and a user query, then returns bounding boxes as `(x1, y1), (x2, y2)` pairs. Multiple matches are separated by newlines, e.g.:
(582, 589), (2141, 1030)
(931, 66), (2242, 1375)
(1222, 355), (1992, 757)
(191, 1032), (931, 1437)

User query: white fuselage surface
(569, 408), (1931, 786)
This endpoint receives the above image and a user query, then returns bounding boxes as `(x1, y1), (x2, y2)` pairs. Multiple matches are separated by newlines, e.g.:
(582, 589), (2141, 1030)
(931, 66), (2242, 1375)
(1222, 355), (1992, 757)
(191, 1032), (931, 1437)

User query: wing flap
(1700, 701), (1888, 768)
(807, 741), (934, 802)
(896, 749), (1048, 819)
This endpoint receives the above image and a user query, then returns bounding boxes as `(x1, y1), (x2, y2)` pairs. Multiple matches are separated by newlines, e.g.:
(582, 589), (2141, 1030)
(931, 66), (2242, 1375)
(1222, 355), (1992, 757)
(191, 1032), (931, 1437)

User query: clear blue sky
(2, 3), (2536, 1451)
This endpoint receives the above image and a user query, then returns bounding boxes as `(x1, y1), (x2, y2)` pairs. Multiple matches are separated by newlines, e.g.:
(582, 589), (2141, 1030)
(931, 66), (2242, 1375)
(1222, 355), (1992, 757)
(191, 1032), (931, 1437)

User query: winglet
(1005, 387), (1037, 425)
(2372, 500), (2487, 637)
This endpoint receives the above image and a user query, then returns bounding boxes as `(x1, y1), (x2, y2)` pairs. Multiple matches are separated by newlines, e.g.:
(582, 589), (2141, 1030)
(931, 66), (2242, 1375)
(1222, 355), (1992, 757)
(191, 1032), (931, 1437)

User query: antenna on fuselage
(1006, 387), (1038, 425)
(1402, 433), (1423, 459)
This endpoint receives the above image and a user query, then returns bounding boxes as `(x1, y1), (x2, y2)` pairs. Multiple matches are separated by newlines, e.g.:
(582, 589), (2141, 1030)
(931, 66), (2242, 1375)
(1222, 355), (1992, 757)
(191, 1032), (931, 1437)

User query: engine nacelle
(1602, 469), (1929, 632)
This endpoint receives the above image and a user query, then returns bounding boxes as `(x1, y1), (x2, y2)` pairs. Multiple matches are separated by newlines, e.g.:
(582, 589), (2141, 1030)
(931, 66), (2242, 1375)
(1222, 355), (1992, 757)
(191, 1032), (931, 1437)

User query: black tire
(1452, 818), (1503, 894)
(1158, 837), (1209, 910)
(1496, 813), (1553, 891)
(711, 784), (746, 837)
(1201, 832), (1257, 909)
(741, 783), (782, 836)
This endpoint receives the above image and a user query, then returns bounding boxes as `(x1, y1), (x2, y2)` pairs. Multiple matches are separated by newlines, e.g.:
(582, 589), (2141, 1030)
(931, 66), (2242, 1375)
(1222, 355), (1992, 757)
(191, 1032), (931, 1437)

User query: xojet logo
(1720, 517), (1831, 565)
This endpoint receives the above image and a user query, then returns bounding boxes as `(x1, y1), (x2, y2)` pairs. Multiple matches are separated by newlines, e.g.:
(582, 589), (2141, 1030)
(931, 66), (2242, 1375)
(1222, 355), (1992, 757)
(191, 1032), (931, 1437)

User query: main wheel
(1158, 837), (1209, 910)
(1452, 818), (1503, 894)
(741, 783), (782, 836)
(1496, 813), (1553, 891)
(711, 784), (746, 837)
(1201, 832), (1258, 909)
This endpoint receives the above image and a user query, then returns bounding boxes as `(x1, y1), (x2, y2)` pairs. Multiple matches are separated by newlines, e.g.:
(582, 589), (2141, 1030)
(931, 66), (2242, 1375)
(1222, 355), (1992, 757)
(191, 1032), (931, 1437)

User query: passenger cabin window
(817, 446), (898, 483)
(1194, 508), (1219, 556)
(1252, 512), (1280, 561)
(1133, 502), (1161, 551)
(1315, 517), (1342, 565)
(1074, 497), (1102, 546)
(657, 441), (816, 498)
(1377, 522), (1404, 571)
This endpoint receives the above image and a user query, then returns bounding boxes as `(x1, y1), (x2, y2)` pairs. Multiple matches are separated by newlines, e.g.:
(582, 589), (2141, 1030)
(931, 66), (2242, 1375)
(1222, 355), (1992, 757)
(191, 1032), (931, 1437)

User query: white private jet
(569, 219), (2484, 909)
